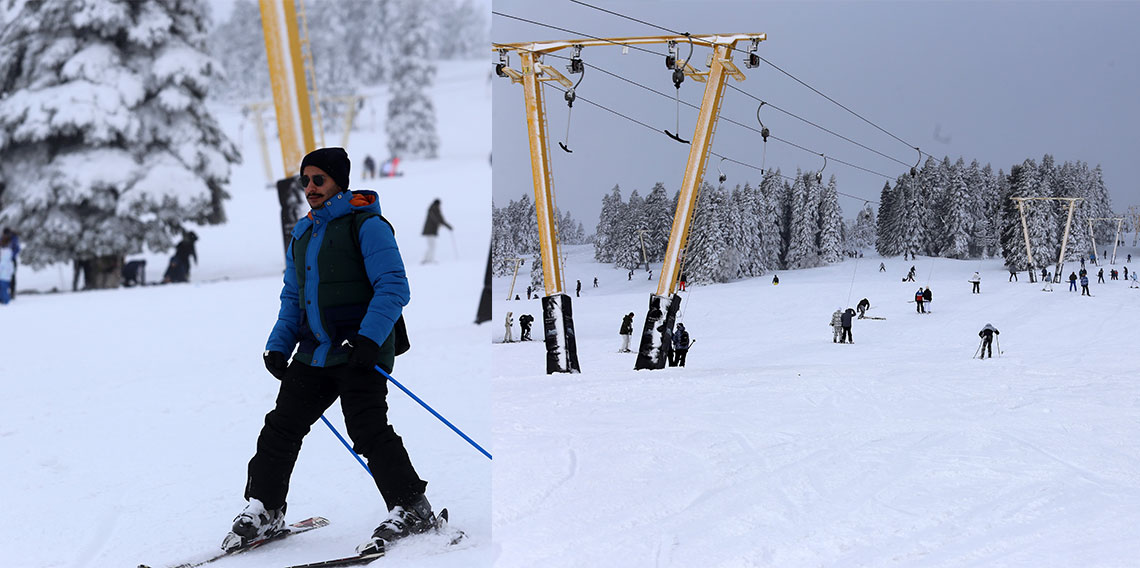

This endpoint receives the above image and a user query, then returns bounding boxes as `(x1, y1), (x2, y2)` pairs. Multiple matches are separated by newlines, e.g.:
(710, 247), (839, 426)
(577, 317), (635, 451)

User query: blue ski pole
(320, 415), (372, 475)
(378, 365), (492, 460)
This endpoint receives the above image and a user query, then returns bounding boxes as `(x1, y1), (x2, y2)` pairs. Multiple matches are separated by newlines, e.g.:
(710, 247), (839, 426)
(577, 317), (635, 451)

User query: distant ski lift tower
(1088, 217), (1125, 265)
(1012, 197), (1082, 282)
(495, 34), (763, 372)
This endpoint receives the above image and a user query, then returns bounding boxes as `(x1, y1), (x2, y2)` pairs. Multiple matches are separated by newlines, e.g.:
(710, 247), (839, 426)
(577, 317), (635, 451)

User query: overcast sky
(492, 0), (1139, 227)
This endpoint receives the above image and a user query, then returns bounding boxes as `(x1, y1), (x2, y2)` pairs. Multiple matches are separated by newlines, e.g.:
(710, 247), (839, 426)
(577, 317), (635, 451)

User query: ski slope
(492, 244), (1140, 567)
(1, 60), (491, 568)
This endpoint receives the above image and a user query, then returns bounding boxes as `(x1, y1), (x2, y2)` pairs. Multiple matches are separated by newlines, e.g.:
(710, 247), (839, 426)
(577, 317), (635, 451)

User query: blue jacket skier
(231, 148), (431, 556)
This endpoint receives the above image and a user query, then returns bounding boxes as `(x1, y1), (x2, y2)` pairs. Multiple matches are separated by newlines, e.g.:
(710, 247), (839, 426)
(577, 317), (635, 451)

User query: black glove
(263, 350), (288, 380)
(347, 335), (382, 371)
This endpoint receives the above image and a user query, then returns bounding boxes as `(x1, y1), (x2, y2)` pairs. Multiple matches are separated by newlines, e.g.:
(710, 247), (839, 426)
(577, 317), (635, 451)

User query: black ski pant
(972, 282), (980, 294)
(673, 348), (688, 367)
(1081, 285), (1090, 296)
(245, 361), (426, 512)
(842, 326), (852, 343)
(916, 300), (924, 313)
(981, 338), (993, 358)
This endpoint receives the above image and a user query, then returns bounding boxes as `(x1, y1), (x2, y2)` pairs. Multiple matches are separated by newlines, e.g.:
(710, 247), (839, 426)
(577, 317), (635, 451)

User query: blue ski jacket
(266, 190), (409, 367)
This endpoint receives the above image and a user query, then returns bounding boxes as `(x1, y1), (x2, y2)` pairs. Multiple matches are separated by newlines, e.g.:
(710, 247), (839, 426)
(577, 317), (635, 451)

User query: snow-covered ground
(2, 60), (491, 567)
(492, 243), (1140, 567)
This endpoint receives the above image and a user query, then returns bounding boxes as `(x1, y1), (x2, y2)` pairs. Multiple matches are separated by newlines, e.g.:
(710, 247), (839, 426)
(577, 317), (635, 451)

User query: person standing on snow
(879, 262), (886, 272)
(576, 279), (581, 297)
(420, 198), (452, 264)
(1097, 268), (1105, 283)
(978, 323), (999, 359)
(504, 311), (514, 343)
(922, 287), (933, 311)
(670, 323), (691, 367)
(162, 231), (198, 283)
(830, 308), (844, 343)
(1080, 273), (1091, 296)
(915, 287), (926, 313)
(230, 148), (432, 557)
(619, 312), (635, 352)
(840, 307), (856, 343)
(1068, 272), (1078, 292)
(518, 313), (534, 341)
(969, 272), (981, 294)
(0, 231), (14, 305)
(1, 228), (18, 299)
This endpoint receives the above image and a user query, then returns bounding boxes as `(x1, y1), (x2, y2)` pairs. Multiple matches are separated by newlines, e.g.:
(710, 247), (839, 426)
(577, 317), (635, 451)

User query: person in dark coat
(526, 284), (533, 300)
(163, 231), (198, 283)
(1008, 268), (1018, 282)
(1068, 271), (1078, 292)
(1097, 268), (1104, 283)
(518, 313), (534, 341)
(922, 287), (933, 311)
(978, 323), (999, 359)
(231, 148), (430, 556)
(772, 274), (779, 285)
(420, 198), (452, 264)
(619, 312), (635, 352)
(670, 323), (691, 367)
(856, 298), (870, 319)
(576, 279), (581, 297)
(593, 277), (598, 288)
(363, 155), (376, 179)
(915, 287), (926, 313)
(840, 307), (855, 343)
(2, 228), (18, 299)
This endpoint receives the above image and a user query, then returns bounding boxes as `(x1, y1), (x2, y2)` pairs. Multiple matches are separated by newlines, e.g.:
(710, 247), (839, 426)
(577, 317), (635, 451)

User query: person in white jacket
(969, 272), (981, 294)
(504, 311), (514, 343)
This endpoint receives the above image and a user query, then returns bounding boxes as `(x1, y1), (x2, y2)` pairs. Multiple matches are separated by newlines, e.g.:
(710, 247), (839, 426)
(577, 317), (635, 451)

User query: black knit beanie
(300, 147), (351, 190)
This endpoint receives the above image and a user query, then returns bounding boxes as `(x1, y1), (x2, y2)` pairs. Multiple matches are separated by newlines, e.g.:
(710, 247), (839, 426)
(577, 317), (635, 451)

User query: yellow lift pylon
(495, 33), (765, 372)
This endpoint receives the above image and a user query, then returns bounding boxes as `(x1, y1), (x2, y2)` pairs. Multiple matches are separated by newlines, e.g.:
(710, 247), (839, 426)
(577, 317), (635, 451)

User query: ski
(283, 509), (465, 568)
(139, 516), (330, 568)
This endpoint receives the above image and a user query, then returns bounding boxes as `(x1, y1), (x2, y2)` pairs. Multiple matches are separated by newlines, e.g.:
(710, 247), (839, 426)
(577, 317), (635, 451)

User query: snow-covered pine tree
(432, 0), (487, 60)
(529, 254), (543, 295)
(733, 182), (763, 278)
(490, 204), (516, 276)
(615, 189), (646, 270)
(852, 202), (875, 250)
(207, 0), (270, 102)
(506, 194), (537, 256)
(683, 182), (727, 283)
(941, 163), (971, 259)
(1036, 154), (1060, 261)
(593, 185), (622, 263)
(0, 0), (240, 288)
(642, 182), (672, 264)
(898, 174), (925, 260)
(786, 171), (822, 269)
(385, 0), (439, 159)
(978, 164), (1002, 258)
(875, 181), (899, 256)
(758, 169), (783, 271)
(817, 174), (843, 263)
(1014, 158), (1053, 269)
(1000, 165), (1029, 271)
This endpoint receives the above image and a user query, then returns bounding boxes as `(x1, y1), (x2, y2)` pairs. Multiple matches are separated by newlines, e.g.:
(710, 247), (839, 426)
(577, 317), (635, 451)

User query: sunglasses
(299, 174), (327, 188)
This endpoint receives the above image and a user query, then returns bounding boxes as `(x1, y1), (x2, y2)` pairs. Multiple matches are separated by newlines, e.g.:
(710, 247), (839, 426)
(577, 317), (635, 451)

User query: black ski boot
(221, 498), (286, 551)
(356, 494), (435, 555)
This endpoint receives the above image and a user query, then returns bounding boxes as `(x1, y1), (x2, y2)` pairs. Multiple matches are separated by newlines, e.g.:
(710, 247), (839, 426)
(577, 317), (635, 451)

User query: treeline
(491, 195), (586, 289)
(877, 155), (1115, 270)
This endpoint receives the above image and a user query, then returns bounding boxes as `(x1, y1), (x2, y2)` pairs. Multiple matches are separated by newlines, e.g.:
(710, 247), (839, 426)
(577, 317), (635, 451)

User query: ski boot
(221, 498), (286, 551)
(356, 494), (435, 555)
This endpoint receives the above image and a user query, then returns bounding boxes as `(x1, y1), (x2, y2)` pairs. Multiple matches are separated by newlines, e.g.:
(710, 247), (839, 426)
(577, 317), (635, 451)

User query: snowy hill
(492, 244), (1140, 566)
(2, 59), (491, 567)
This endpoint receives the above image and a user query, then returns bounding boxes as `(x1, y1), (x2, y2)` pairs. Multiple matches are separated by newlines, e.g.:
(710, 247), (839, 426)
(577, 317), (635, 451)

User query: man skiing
(856, 298), (870, 319)
(420, 198), (452, 264)
(840, 307), (856, 344)
(969, 271), (981, 294)
(978, 323), (999, 359)
(1068, 272), (1078, 292)
(915, 287), (926, 313)
(231, 148), (433, 556)
(518, 313), (534, 341)
(830, 308), (844, 343)
(619, 312), (635, 352)
(670, 323), (691, 367)
(1097, 268), (1105, 283)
